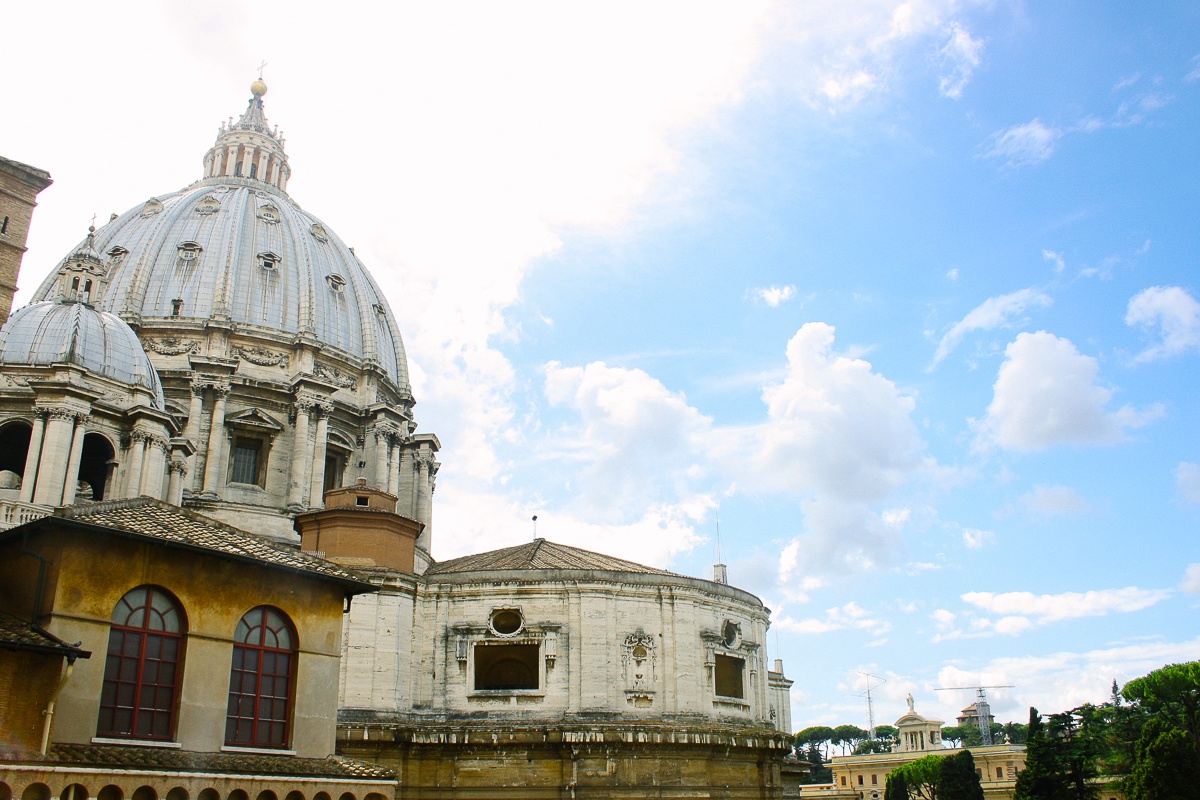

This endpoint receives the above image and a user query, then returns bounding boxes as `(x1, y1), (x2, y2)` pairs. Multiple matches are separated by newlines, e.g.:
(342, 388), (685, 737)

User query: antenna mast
(934, 683), (1014, 746)
(859, 672), (886, 739)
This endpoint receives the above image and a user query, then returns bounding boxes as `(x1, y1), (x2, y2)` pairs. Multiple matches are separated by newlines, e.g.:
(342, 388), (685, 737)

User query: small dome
(0, 301), (164, 407)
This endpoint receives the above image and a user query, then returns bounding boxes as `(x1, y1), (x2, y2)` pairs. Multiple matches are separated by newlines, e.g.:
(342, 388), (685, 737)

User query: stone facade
(0, 156), (52, 326)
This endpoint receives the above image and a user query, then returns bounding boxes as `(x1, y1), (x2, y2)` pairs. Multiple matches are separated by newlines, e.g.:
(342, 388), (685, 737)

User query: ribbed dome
(32, 177), (410, 391)
(0, 300), (165, 407)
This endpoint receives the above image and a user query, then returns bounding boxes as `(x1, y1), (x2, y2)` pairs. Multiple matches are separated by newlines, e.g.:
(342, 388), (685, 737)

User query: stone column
(388, 435), (401, 494)
(415, 454), (434, 550)
(33, 409), (76, 506)
(60, 414), (89, 505)
(103, 459), (119, 501)
(184, 383), (205, 494)
(308, 402), (332, 507)
(286, 396), (315, 510)
(19, 408), (47, 503)
(141, 436), (167, 499)
(201, 384), (230, 496)
(123, 431), (147, 498)
(167, 459), (187, 505)
(373, 425), (391, 491)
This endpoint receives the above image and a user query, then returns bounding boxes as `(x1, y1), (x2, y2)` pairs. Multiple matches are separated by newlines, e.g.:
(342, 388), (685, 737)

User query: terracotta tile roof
(0, 611), (90, 658)
(425, 538), (677, 577)
(15, 498), (374, 591)
(46, 743), (395, 779)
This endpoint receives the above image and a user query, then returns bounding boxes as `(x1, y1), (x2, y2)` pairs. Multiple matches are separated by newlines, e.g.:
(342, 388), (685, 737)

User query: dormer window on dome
(176, 242), (202, 268)
(140, 198), (164, 218)
(258, 252), (281, 271)
(326, 274), (346, 292)
(197, 195), (221, 215)
(107, 246), (128, 267)
(257, 204), (280, 224)
(309, 223), (328, 243)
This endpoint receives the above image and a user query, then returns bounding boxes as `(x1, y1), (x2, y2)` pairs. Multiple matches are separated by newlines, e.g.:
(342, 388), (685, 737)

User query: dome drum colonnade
(0, 81), (439, 545)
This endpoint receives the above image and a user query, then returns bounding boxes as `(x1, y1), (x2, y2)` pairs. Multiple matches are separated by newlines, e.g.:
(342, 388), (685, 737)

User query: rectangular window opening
(231, 437), (264, 486)
(474, 643), (539, 691)
(714, 653), (745, 699)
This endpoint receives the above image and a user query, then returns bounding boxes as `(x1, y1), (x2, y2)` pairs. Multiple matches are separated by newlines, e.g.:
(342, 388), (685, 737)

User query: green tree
(939, 750), (985, 800)
(798, 742), (833, 784)
(795, 725), (836, 760)
(1125, 717), (1200, 800)
(885, 770), (910, 800)
(1014, 707), (1098, 800)
(832, 723), (869, 755)
(1123, 662), (1200, 751)
(1122, 662), (1200, 799)
(892, 754), (944, 800)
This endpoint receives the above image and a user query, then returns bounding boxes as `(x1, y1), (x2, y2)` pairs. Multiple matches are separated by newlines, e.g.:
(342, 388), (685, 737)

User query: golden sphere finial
(250, 79), (268, 98)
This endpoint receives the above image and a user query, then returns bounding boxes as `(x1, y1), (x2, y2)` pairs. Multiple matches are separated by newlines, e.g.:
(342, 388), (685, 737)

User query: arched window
(98, 586), (185, 740)
(226, 606), (296, 748)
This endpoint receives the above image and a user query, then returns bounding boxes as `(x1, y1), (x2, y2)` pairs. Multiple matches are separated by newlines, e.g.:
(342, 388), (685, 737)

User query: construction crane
(858, 672), (886, 740)
(934, 684), (1015, 746)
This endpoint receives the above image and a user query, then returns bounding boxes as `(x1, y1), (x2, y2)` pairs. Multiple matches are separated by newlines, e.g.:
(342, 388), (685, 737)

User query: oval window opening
(491, 610), (522, 636)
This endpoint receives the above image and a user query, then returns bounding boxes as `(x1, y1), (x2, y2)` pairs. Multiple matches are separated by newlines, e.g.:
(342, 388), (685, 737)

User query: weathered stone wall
(0, 157), (52, 326)
(339, 720), (790, 800)
(344, 568), (777, 726)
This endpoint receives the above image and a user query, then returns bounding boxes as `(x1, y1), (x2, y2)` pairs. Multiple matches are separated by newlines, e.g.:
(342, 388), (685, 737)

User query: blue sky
(4, 1), (1198, 730)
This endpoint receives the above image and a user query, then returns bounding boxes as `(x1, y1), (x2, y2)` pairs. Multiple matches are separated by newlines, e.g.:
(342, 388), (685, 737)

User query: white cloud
(778, 601), (891, 637)
(714, 323), (924, 579)
(974, 331), (1165, 451)
(938, 23), (983, 99)
(962, 527), (994, 548)
(946, 268), (959, 281)
(962, 586), (1171, 626)
(1042, 250), (1066, 273)
(1181, 564), (1200, 595)
(1125, 286), (1200, 363)
(1188, 55), (1200, 83)
(755, 284), (798, 307)
(931, 288), (1052, 367)
(1177, 463), (1200, 504)
(947, 637), (1200, 722)
(734, 323), (923, 500)
(760, 1), (987, 110)
(1017, 484), (1090, 518)
(543, 360), (714, 521)
(983, 119), (1062, 167)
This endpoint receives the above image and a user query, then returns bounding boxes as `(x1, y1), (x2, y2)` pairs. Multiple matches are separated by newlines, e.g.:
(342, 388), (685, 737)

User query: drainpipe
(41, 655), (78, 755)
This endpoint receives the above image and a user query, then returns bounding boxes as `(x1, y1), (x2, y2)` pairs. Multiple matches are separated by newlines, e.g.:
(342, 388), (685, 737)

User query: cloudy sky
(5, 2), (1198, 730)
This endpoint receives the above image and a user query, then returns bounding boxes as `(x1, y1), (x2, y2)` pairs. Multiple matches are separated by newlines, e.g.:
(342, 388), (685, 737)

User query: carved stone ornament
(256, 203), (281, 224)
(196, 194), (221, 215)
(622, 629), (657, 693)
(314, 363), (355, 388)
(140, 198), (164, 217)
(233, 346), (289, 368)
(145, 338), (200, 356)
(309, 223), (329, 243)
(5, 375), (30, 387)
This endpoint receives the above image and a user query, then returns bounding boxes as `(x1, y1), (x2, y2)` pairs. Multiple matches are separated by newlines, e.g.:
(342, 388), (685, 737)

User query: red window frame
(97, 586), (185, 740)
(225, 606), (296, 748)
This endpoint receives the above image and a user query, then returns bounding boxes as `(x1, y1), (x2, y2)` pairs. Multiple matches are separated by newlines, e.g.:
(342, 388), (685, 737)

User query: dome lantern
(203, 80), (291, 190)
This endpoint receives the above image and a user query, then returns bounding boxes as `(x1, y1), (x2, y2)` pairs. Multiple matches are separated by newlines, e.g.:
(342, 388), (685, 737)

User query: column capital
(168, 459), (189, 476)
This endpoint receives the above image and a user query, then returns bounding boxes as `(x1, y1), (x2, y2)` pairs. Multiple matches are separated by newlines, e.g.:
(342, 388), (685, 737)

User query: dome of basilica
(31, 94), (410, 393)
(0, 299), (164, 407)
